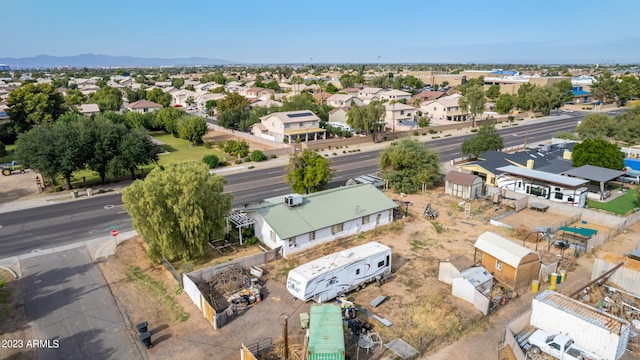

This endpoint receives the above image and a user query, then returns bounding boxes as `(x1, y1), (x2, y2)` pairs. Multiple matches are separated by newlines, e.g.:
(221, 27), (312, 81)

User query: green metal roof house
(308, 304), (345, 360)
(247, 184), (397, 258)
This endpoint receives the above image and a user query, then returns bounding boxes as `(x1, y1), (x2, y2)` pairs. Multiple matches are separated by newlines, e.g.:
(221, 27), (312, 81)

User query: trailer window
(362, 215), (370, 225)
(386, 255), (389, 267)
(331, 223), (344, 234)
(356, 269), (360, 275)
(309, 231), (316, 241)
(496, 260), (502, 271)
(377, 260), (385, 268)
(555, 192), (563, 200)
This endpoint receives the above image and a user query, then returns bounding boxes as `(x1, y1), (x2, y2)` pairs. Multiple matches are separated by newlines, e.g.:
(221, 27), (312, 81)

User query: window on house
(309, 231), (316, 241)
(356, 269), (360, 275)
(376, 214), (381, 225)
(299, 122), (304, 127)
(496, 259), (503, 271)
(377, 260), (385, 268)
(285, 124), (291, 129)
(555, 192), (564, 200)
(270, 231), (276, 242)
(289, 238), (296, 248)
(331, 223), (344, 234)
(362, 215), (370, 225)
(433, 106), (436, 111)
(400, 110), (404, 115)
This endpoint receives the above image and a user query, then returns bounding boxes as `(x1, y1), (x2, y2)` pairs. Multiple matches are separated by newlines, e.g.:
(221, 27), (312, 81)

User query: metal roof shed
(308, 304), (345, 360)
(474, 232), (540, 290)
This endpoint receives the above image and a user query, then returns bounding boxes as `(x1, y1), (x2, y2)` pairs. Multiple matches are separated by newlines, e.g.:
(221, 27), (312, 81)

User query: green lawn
(63, 132), (226, 187)
(587, 188), (639, 215)
(150, 132), (226, 166)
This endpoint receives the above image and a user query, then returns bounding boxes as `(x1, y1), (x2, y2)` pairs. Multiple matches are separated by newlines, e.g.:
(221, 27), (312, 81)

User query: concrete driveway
(21, 247), (144, 360)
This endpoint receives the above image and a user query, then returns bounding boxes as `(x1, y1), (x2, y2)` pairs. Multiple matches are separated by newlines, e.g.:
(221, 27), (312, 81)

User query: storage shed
(451, 266), (493, 315)
(473, 232), (540, 290)
(438, 254), (474, 284)
(444, 171), (483, 200)
(308, 304), (345, 360)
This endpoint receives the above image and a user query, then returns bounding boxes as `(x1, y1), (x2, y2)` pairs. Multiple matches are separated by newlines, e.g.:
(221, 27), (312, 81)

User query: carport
(562, 165), (625, 199)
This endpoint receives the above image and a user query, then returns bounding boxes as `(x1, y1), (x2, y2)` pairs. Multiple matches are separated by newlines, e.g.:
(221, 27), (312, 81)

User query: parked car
(617, 175), (639, 185)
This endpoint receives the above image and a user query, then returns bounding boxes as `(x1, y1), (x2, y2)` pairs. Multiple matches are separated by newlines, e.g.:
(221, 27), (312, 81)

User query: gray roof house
(246, 184), (397, 257)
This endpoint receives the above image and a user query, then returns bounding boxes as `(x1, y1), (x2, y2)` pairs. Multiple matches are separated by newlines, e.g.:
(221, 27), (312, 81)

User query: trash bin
(139, 331), (152, 349)
(136, 321), (148, 333)
(71, 190), (78, 199)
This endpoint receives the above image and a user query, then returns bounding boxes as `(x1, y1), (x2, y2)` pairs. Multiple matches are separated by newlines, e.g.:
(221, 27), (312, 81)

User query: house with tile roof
(410, 91), (447, 106)
(379, 89), (412, 102)
(252, 110), (326, 143)
(422, 94), (467, 122)
(383, 103), (417, 131)
(246, 184), (397, 257)
(78, 103), (100, 116)
(328, 107), (351, 124)
(326, 94), (363, 108)
(126, 100), (162, 113)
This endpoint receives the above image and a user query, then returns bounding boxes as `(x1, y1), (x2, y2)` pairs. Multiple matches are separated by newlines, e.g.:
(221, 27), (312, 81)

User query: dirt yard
(0, 169), (42, 203)
(2, 174), (639, 359)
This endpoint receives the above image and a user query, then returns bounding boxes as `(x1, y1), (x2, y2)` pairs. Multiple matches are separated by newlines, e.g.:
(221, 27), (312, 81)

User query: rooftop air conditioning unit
(284, 194), (303, 207)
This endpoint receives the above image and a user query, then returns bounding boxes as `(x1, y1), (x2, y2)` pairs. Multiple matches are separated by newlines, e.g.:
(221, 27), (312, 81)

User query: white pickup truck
(528, 329), (602, 360)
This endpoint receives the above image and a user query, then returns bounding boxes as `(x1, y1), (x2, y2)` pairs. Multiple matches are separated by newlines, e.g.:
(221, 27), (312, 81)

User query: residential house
(312, 91), (332, 104)
(422, 94), (466, 121)
(459, 142), (575, 186)
(249, 97), (282, 109)
(326, 94), (363, 108)
(252, 110), (326, 143)
(410, 91), (446, 106)
(444, 171), (484, 200)
(341, 87), (361, 96)
(328, 107), (351, 124)
(244, 87), (275, 99)
(171, 89), (196, 107)
(383, 103), (416, 131)
(78, 104), (100, 116)
(358, 87), (384, 98)
(126, 100), (162, 113)
(452, 267), (493, 315)
(246, 184), (397, 257)
(473, 231), (540, 290)
(379, 89), (412, 102)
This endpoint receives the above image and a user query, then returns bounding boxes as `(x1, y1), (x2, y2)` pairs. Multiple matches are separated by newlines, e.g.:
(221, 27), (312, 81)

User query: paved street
(21, 247), (143, 360)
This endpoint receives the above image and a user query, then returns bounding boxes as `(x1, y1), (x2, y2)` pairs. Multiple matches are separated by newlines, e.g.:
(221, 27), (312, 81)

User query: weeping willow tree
(122, 162), (232, 262)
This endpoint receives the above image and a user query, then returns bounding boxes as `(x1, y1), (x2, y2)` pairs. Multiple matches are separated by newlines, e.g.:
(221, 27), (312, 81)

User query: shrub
(444, 134), (452, 137)
(422, 132), (427, 136)
(470, 128), (479, 133)
(413, 131), (419, 136)
(429, 129), (437, 134)
(203, 141), (212, 149)
(202, 154), (219, 168)
(270, 154), (277, 159)
(250, 150), (266, 162)
(234, 159), (242, 164)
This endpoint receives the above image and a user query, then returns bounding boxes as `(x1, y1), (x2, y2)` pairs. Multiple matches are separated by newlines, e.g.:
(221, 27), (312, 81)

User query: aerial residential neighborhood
(1, 2), (640, 360)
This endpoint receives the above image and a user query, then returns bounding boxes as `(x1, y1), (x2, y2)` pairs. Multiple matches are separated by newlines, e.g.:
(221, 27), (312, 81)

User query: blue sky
(3, 0), (639, 64)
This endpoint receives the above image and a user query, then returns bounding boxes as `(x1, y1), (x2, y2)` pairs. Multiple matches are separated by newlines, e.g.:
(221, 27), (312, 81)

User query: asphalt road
(0, 195), (132, 258)
(21, 247), (142, 359)
(0, 114), (584, 258)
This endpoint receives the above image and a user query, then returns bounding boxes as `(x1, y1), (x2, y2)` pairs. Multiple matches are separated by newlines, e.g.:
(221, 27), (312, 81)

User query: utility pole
(283, 316), (289, 360)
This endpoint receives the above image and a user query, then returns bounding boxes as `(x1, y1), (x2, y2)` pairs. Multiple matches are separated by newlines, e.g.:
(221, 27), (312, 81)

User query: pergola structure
(225, 212), (255, 245)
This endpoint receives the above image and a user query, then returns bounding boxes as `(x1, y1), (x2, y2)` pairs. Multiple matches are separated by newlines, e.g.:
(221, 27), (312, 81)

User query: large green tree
(285, 149), (335, 194)
(79, 117), (129, 184)
(576, 113), (614, 139)
(461, 123), (504, 157)
(346, 102), (385, 141)
(178, 116), (208, 145)
(495, 93), (515, 114)
(485, 84), (500, 101)
(122, 163), (232, 262)
(458, 84), (486, 127)
(89, 86), (123, 112)
(146, 88), (172, 107)
(591, 71), (619, 104)
(379, 139), (441, 194)
(15, 121), (85, 189)
(108, 128), (158, 180)
(613, 107), (640, 144)
(6, 83), (66, 131)
(572, 139), (625, 170)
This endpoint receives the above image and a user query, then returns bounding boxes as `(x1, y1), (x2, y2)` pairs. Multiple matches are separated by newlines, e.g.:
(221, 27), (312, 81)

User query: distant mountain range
(0, 54), (236, 69)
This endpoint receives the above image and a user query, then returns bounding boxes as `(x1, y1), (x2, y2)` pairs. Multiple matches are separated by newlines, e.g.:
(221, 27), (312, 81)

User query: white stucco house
(245, 184), (398, 258)
(252, 110), (326, 143)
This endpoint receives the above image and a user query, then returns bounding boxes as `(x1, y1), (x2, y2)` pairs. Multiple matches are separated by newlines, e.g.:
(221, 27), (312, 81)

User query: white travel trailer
(286, 242), (392, 303)
(497, 174), (588, 207)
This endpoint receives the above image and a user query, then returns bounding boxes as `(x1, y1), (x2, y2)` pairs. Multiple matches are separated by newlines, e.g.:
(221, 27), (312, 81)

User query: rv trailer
(286, 242), (392, 303)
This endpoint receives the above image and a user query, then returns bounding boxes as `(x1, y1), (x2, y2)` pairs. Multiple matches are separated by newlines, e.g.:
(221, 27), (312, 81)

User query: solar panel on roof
(286, 112), (314, 118)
